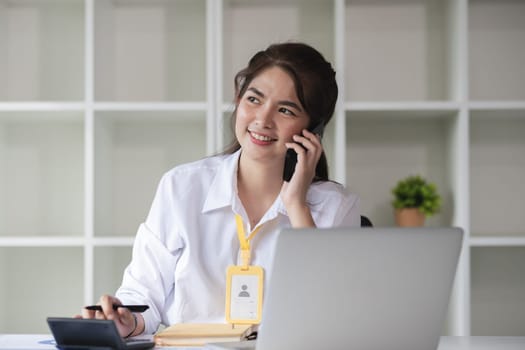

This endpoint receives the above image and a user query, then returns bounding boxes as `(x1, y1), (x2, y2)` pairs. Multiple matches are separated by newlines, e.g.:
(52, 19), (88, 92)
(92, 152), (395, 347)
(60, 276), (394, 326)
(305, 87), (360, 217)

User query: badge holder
(225, 264), (263, 324)
(226, 215), (264, 325)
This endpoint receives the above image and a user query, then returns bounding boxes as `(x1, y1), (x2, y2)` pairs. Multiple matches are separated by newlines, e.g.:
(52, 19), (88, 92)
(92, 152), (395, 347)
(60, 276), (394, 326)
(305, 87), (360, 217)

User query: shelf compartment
(222, 0), (335, 103)
(94, 246), (133, 299)
(471, 247), (525, 336)
(345, 110), (459, 227)
(470, 110), (525, 237)
(0, 247), (83, 333)
(469, 0), (525, 100)
(94, 0), (206, 102)
(345, 0), (459, 101)
(94, 111), (207, 236)
(0, 0), (84, 101)
(0, 111), (84, 236)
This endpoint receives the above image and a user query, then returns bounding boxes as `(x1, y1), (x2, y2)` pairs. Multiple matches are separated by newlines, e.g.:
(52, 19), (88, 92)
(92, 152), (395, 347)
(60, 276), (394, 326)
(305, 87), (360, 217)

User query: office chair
(360, 215), (373, 227)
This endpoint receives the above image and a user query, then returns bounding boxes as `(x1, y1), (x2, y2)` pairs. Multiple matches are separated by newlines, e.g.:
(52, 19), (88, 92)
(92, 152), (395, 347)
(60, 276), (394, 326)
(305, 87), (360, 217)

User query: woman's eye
(279, 107), (295, 116)
(246, 96), (259, 104)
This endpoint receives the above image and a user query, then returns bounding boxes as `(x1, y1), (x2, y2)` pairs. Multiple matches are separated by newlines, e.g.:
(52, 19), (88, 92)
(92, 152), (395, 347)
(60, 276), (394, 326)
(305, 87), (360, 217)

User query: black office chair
(360, 215), (373, 227)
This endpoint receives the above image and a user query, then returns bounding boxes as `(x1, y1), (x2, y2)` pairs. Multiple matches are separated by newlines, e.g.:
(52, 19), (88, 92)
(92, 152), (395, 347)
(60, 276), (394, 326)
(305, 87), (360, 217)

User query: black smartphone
(282, 123), (325, 182)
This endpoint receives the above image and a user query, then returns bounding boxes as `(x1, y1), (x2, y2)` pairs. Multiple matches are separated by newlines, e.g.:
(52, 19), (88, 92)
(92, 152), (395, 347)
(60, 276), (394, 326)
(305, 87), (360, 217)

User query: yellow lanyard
(235, 214), (262, 269)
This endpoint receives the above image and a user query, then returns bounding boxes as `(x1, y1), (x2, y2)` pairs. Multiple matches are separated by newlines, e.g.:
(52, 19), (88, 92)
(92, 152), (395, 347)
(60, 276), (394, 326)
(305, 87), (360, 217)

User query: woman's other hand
(76, 294), (143, 338)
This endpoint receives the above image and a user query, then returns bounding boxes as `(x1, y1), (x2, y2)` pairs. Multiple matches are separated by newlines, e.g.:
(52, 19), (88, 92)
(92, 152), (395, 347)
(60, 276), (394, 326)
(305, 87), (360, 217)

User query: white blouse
(116, 149), (360, 334)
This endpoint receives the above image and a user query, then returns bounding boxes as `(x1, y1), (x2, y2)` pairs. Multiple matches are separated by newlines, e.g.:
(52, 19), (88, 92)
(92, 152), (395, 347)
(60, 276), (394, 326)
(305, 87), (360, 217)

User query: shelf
(92, 236), (135, 246)
(0, 236), (84, 247)
(94, 111), (207, 236)
(471, 247), (525, 336)
(470, 112), (525, 237)
(0, 112), (84, 237)
(0, 102), (85, 112)
(344, 103), (460, 119)
(344, 0), (458, 101)
(0, 247), (83, 333)
(0, 0), (84, 101)
(345, 101), (461, 113)
(93, 102), (207, 112)
(222, 0), (335, 102)
(470, 237), (525, 247)
(94, 0), (206, 102)
(469, 0), (525, 100)
(469, 101), (525, 111)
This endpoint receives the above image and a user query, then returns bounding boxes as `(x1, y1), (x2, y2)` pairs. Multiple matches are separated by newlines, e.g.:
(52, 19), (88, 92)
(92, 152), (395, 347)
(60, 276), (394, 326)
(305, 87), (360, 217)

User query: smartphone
(282, 123), (325, 182)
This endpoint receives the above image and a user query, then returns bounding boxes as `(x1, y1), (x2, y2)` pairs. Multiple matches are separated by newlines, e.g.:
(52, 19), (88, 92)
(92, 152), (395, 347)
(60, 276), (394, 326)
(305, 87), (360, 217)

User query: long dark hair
(223, 42), (338, 182)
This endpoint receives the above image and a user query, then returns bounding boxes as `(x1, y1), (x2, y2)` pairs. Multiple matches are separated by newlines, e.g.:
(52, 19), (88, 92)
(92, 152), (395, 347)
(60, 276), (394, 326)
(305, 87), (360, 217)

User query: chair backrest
(360, 215), (373, 227)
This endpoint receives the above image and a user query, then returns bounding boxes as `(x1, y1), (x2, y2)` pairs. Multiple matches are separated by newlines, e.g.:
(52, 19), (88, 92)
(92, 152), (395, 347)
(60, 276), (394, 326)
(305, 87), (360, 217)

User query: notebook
(205, 227), (464, 350)
(154, 322), (256, 346)
(47, 317), (155, 350)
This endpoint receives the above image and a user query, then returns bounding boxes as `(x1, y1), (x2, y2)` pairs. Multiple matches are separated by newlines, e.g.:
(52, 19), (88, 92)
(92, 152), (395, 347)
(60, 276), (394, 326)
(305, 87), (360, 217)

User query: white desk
(1, 335), (524, 350)
(438, 337), (525, 350)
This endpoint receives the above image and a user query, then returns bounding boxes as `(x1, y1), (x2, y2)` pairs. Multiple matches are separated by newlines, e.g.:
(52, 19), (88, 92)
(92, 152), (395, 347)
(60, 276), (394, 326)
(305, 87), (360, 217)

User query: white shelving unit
(0, 0), (524, 335)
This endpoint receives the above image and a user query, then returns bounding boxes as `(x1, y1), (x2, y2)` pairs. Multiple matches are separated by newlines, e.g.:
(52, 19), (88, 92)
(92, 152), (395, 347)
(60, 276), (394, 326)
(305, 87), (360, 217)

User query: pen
(84, 304), (149, 313)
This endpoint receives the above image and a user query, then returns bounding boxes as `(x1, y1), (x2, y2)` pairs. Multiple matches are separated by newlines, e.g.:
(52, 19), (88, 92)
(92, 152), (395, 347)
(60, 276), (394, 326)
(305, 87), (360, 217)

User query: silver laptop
(206, 227), (463, 350)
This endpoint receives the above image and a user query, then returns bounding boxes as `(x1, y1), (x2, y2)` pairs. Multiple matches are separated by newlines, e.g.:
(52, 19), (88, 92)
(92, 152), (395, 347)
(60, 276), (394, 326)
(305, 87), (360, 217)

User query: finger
(303, 130), (323, 158)
(285, 142), (306, 158)
(293, 132), (321, 151)
(81, 307), (95, 319)
(117, 308), (134, 327)
(116, 308), (136, 337)
(303, 128), (322, 141)
(291, 135), (321, 162)
(100, 294), (119, 320)
(95, 310), (107, 320)
(303, 128), (322, 144)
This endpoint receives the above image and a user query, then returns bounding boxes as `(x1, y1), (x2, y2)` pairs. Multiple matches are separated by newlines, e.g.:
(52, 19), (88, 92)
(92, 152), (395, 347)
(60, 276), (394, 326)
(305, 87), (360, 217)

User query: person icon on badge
(238, 285), (250, 297)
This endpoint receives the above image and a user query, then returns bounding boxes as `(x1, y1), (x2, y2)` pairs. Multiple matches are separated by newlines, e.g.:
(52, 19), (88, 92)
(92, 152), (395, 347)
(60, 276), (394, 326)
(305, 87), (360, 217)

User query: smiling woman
(80, 42), (361, 337)
(224, 42), (338, 183)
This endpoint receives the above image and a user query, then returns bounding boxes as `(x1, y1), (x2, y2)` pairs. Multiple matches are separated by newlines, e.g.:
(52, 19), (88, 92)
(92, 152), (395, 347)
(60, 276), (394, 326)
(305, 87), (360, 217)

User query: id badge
(225, 265), (263, 324)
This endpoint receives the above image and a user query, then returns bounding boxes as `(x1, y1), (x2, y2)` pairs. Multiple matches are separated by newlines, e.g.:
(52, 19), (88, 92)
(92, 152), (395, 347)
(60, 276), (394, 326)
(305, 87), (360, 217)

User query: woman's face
(235, 66), (310, 163)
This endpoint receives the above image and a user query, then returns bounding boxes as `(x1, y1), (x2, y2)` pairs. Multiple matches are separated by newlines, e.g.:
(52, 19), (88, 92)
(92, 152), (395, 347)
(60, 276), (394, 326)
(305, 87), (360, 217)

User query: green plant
(391, 175), (441, 217)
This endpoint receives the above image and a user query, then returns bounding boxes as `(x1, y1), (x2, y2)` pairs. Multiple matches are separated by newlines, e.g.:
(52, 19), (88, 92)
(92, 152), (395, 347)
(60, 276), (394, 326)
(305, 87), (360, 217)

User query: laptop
(206, 227), (463, 350)
(47, 317), (155, 350)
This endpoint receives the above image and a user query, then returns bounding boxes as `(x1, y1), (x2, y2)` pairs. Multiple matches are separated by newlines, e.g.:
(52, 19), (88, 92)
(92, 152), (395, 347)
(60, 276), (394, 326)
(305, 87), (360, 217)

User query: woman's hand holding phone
(281, 128), (323, 227)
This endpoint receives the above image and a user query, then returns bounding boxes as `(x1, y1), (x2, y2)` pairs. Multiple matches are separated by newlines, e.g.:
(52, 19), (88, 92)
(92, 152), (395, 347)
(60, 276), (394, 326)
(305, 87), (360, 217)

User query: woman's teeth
(251, 132), (274, 142)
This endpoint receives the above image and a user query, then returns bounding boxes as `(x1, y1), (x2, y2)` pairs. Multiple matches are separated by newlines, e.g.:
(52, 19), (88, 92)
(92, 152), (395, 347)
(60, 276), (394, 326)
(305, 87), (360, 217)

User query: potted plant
(391, 175), (441, 227)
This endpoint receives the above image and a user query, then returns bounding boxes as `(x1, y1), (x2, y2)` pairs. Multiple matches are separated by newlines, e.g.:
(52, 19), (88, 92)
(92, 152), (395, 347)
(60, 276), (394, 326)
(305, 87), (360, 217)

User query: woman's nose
(255, 106), (273, 128)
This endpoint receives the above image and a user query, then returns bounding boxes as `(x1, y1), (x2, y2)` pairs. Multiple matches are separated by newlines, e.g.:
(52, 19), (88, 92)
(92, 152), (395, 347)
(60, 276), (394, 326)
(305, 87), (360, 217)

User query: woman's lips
(249, 130), (276, 145)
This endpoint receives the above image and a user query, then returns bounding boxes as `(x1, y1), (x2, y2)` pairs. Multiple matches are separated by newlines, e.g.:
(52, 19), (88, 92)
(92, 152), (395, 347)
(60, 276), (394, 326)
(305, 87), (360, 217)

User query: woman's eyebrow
(247, 87), (303, 112)
(247, 87), (264, 97)
(279, 100), (303, 113)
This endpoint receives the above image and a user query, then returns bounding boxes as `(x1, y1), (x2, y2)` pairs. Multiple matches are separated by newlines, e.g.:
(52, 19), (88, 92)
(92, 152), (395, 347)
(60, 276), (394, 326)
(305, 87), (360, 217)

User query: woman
(81, 42), (360, 337)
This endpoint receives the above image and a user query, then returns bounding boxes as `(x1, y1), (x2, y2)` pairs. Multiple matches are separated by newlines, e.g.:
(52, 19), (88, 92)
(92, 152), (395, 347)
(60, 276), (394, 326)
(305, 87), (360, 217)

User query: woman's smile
(249, 130), (277, 145)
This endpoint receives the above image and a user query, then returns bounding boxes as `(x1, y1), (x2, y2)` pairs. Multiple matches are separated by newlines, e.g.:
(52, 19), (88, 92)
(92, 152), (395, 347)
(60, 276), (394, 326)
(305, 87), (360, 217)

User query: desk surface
(1, 335), (525, 350)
